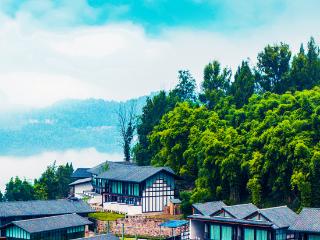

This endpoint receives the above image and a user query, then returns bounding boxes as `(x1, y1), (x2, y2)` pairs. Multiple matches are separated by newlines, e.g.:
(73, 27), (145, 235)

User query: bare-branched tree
(117, 101), (136, 162)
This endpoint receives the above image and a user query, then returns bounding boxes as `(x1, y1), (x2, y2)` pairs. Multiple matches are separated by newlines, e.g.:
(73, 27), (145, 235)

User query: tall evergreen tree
(290, 45), (309, 91)
(199, 60), (231, 109)
(231, 61), (255, 108)
(171, 70), (197, 102)
(255, 43), (291, 94)
(0, 190), (3, 202)
(306, 37), (320, 87)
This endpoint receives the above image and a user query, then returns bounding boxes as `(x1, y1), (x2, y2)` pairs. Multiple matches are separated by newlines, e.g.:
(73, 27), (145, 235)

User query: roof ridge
(0, 199), (70, 204)
(259, 205), (289, 210)
(12, 213), (78, 223)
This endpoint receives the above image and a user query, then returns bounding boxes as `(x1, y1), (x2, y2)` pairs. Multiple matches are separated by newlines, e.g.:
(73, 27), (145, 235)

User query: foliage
(199, 60), (231, 109)
(255, 42), (291, 94)
(88, 212), (125, 221)
(4, 177), (35, 201)
(133, 37), (320, 214)
(4, 162), (73, 201)
(0, 190), (3, 202)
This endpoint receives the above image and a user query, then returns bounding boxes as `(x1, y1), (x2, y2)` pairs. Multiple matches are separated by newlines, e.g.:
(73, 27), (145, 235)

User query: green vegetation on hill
(133, 37), (320, 211)
(2, 162), (73, 201)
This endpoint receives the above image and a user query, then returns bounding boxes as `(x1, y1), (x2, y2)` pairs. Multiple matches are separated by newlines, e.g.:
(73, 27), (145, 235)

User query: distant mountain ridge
(0, 95), (152, 156)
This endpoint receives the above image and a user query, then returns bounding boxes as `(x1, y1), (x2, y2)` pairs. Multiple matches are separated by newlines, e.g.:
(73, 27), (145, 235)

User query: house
(88, 161), (179, 215)
(189, 202), (297, 240)
(288, 208), (320, 240)
(2, 214), (92, 240)
(69, 178), (93, 198)
(0, 199), (94, 237)
(76, 233), (119, 240)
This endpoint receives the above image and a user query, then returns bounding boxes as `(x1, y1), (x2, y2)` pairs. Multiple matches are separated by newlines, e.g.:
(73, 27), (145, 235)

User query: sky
(0, 0), (319, 108)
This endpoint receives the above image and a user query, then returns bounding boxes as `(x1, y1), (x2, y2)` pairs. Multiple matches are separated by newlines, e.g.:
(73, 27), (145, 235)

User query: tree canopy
(134, 37), (320, 211)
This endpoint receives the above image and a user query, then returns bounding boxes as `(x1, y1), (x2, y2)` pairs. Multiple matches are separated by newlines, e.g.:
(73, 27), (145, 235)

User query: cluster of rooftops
(190, 201), (320, 233)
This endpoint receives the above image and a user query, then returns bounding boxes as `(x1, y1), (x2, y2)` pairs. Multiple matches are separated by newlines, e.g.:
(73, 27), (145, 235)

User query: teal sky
(0, 0), (290, 33)
(0, 0), (318, 107)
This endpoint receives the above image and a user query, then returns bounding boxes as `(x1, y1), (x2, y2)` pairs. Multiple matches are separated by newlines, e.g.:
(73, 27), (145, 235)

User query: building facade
(3, 214), (91, 240)
(87, 161), (179, 214)
(189, 202), (298, 240)
(0, 199), (94, 237)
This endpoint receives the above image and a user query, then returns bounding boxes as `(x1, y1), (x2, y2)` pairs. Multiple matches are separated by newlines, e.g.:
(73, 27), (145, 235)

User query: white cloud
(0, 148), (123, 192)
(0, 3), (318, 108)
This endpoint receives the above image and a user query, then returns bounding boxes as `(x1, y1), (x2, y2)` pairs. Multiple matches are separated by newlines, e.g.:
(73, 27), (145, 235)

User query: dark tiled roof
(192, 201), (226, 216)
(69, 178), (92, 186)
(256, 206), (297, 229)
(11, 214), (92, 233)
(72, 168), (92, 179)
(188, 215), (272, 228)
(223, 203), (258, 219)
(289, 208), (320, 233)
(89, 161), (177, 183)
(0, 199), (94, 218)
(76, 233), (119, 240)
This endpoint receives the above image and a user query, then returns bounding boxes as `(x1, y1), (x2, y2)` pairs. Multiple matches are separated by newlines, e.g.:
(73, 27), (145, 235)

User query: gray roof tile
(289, 208), (320, 233)
(11, 214), (92, 233)
(0, 199), (94, 218)
(89, 161), (177, 183)
(223, 203), (258, 219)
(72, 168), (92, 179)
(256, 206), (297, 229)
(192, 201), (227, 216)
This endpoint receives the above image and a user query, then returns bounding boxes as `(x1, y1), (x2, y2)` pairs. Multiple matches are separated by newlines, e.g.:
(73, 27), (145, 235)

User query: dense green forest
(133, 37), (320, 212)
(0, 162), (73, 201)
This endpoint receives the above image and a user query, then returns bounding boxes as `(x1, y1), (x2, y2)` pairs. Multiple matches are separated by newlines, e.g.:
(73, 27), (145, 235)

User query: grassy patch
(88, 212), (125, 221)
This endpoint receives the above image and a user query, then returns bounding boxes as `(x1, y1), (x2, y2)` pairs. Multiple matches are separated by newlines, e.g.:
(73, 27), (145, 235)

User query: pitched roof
(10, 214), (92, 233)
(222, 203), (258, 219)
(0, 199), (94, 218)
(76, 233), (119, 240)
(289, 208), (320, 233)
(69, 178), (92, 186)
(72, 168), (92, 179)
(254, 206), (298, 229)
(89, 161), (177, 183)
(192, 201), (227, 216)
(188, 215), (273, 228)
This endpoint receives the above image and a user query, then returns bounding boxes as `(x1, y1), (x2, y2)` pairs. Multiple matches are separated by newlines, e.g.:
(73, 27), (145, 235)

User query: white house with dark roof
(84, 161), (179, 215)
(189, 202), (298, 240)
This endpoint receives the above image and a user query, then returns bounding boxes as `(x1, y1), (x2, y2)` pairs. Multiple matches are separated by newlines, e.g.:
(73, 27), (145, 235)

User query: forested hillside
(133, 37), (320, 211)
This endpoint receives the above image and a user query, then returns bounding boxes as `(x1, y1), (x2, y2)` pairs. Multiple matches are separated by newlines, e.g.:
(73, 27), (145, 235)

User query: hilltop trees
(255, 43), (291, 93)
(199, 60), (231, 109)
(3, 162), (73, 201)
(230, 61), (255, 108)
(134, 37), (320, 211)
(5, 177), (35, 201)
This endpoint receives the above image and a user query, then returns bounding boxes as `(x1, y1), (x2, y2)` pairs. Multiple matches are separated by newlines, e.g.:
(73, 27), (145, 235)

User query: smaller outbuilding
(2, 214), (92, 240)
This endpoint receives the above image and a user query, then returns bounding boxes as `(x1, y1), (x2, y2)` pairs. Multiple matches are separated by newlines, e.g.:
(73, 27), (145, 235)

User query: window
(244, 228), (255, 240)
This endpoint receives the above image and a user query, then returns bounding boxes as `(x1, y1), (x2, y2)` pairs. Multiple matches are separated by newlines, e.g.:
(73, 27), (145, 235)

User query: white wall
(74, 182), (93, 196)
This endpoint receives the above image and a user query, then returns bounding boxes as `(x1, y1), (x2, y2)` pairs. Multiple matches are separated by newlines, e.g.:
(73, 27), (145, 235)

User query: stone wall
(96, 216), (188, 238)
